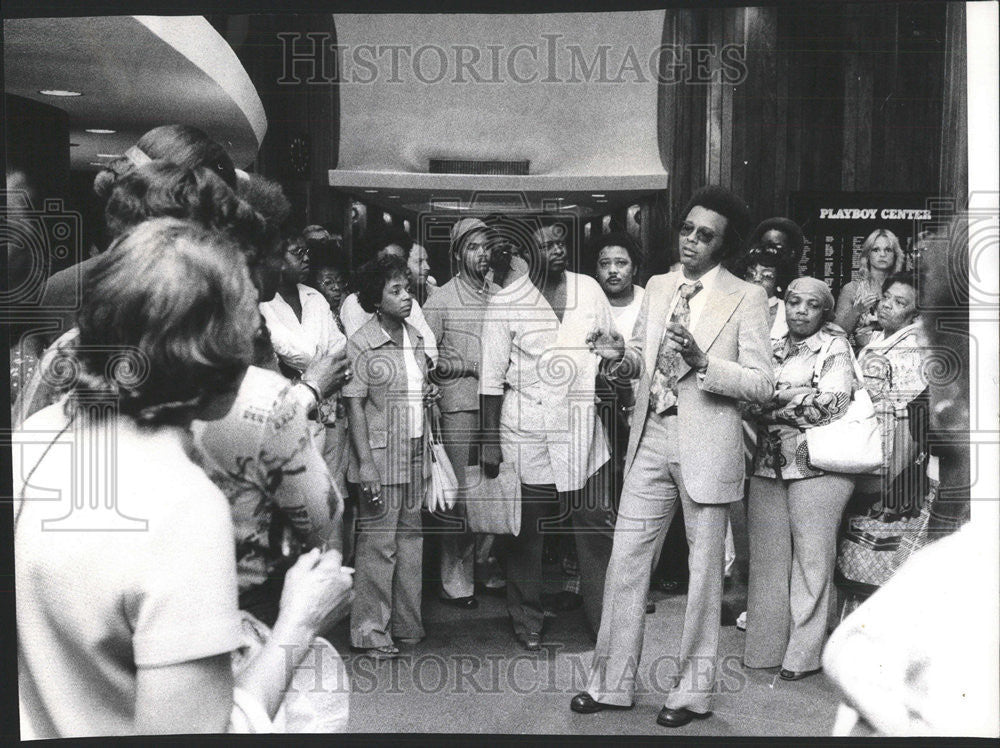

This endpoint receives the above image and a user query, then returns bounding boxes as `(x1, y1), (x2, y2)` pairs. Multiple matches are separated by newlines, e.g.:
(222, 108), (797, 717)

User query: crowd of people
(11, 123), (971, 737)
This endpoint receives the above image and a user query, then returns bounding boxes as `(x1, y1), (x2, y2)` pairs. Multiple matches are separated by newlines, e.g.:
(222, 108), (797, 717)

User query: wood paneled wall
(654, 2), (963, 266)
(233, 7), (965, 278)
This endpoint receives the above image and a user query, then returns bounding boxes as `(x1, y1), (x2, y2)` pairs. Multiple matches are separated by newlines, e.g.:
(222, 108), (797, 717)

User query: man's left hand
(586, 328), (625, 362)
(663, 322), (708, 372)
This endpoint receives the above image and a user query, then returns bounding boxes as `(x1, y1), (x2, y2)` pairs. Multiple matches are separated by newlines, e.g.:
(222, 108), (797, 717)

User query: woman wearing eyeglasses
(260, 236), (347, 379)
(259, 235), (350, 474)
(735, 218), (805, 342)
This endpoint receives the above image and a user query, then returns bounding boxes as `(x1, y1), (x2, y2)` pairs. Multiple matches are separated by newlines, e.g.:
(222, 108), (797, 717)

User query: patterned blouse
(747, 327), (856, 480)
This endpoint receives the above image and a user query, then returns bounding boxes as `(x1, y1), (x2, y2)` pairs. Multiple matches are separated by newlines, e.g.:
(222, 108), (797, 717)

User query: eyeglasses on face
(540, 239), (567, 250)
(677, 221), (718, 245)
(286, 244), (309, 259)
(746, 267), (777, 283)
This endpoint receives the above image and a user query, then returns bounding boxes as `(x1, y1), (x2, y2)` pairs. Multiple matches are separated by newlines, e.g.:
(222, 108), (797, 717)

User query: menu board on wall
(789, 192), (952, 296)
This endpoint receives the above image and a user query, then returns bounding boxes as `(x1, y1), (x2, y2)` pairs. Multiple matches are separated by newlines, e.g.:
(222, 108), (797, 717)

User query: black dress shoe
(779, 667), (822, 681)
(656, 706), (711, 728)
(439, 595), (479, 610)
(645, 598), (656, 614)
(570, 692), (632, 714)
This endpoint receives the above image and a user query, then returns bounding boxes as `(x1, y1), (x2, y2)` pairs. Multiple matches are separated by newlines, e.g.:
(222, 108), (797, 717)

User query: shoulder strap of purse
(811, 336), (835, 388)
(812, 335), (865, 389)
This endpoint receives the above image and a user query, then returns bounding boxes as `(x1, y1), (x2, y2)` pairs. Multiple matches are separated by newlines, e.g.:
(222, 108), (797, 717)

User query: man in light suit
(572, 186), (774, 727)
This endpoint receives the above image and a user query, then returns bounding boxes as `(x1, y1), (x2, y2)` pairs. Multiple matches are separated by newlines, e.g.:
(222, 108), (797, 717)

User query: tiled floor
(322, 573), (841, 735)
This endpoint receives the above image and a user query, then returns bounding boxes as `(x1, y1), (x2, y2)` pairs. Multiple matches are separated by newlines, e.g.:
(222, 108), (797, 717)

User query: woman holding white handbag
(743, 277), (864, 681)
(343, 254), (441, 660)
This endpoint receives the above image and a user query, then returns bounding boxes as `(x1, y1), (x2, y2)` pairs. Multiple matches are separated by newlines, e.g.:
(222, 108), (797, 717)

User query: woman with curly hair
(343, 253), (440, 659)
(835, 229), (906, 351)
(13, 219), (354, 737)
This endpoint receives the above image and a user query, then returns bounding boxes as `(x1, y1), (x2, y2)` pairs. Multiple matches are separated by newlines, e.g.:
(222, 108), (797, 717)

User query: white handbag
(425, 408), (459, 513)
(805, 338), (883, 474)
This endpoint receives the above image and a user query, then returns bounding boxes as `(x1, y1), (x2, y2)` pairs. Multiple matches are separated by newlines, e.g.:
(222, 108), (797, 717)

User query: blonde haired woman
(834, 229), (905, 350)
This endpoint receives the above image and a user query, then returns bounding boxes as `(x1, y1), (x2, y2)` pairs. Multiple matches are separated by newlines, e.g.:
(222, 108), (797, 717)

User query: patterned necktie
(649, 281), (703, 414)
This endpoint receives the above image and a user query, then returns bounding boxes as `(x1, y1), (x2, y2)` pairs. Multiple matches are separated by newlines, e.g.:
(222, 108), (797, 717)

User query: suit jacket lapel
(693, 268), (744, 352)
(674, 268), (744, 379)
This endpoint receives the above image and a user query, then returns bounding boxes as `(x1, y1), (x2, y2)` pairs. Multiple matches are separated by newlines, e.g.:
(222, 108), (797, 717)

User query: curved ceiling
(330, 12), (668, 215)
(3, 15), (266, 170)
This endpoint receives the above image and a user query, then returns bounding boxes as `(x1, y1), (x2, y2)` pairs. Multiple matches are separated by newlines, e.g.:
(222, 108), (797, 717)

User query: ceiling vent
(429, 158), (530, 176)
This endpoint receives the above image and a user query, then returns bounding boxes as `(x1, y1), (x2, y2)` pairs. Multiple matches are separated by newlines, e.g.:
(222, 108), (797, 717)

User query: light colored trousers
(744, 472), (855, 671)
(587, 412), (730, 714)
(437, 409), (478, 599)
(349, 439), (425, 648)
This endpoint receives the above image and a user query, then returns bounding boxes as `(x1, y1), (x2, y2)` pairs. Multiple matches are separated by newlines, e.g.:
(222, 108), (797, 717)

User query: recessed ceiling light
(364, 189), (378, 193)
(39, 89), (82, 97)
(595, 199), (608, 203)
(591, 193), (606, 198)
(85, 128), (116, 134)
(96, 153), (122, 159)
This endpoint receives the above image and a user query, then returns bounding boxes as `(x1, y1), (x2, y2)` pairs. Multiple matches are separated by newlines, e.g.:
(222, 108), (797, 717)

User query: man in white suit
(572, 186), (774, 727)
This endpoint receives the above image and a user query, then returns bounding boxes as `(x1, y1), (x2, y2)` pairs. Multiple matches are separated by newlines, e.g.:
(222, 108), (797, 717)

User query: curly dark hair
(881, 269), (917, 294)
(747, 217), (805, 260)
(586, 231), (643, 273)
(679, 185), (752, 263)
(732, 216), (805, 292)
(358, 225), (414, 265)
(355, 254), (410, 314)
(236, 173), (292, 232)
(69, 218), (258, 426)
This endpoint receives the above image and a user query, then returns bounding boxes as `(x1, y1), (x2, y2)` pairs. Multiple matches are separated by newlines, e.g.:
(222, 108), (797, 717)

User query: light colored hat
(786, 276), (835, 312)
(450, 217), (489, 247)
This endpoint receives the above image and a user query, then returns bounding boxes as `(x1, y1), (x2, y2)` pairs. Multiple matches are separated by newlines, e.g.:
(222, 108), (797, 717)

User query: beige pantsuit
(744, 472), (856, 671)
(587, 412), (730, 713)
(585, 267), (774, 714)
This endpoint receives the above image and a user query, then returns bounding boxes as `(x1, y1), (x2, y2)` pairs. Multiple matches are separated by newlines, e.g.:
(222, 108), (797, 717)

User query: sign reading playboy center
(790, 192), (951, 295)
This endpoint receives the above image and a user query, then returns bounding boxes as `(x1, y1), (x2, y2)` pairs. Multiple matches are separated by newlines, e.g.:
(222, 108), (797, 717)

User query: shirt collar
(680, 263), (721, 295)
(360, 316), (423, 349)
(797, 328), (828, 353)
(456, 272), (494, 296)
(775, 327), (827, 362)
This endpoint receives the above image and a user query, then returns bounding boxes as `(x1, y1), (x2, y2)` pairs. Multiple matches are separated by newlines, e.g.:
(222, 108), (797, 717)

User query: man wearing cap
(574, 186), (774, 727)
(422, 218), (500, 609)
(479, 218), (618, 650)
